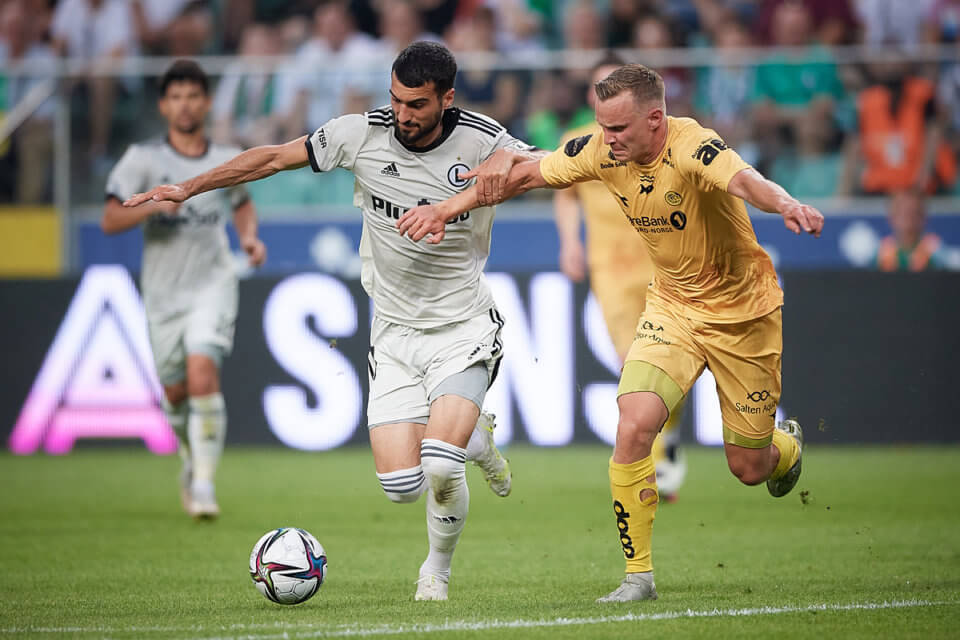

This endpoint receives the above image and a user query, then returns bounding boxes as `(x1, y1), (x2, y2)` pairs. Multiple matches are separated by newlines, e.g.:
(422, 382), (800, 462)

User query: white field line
(0, 599), (955, 638)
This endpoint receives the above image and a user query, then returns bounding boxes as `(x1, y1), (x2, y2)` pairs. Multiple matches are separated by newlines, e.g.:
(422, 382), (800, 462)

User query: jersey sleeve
(490, 131), (538, 155)
(538, 130), (603, 188)
(676, 125), (752, 193)
(105, 146), (147, 201)
(305, 113), (366, 173)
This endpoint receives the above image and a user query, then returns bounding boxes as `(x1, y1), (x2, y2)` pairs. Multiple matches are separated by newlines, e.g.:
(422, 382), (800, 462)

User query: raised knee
(378, 466), (425, 503)
(420, 439), (466, 497)
(186, 375), (218, 397)
(728, 459), (768, 486)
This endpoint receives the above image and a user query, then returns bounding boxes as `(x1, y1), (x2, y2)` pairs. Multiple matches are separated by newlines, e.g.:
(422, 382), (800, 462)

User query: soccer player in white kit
(125, 42), (536, 601)
(101, 60), (267, 520)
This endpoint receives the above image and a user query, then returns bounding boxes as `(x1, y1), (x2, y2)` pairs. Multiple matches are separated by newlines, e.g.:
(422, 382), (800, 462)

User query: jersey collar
(164, 135), (211, 159)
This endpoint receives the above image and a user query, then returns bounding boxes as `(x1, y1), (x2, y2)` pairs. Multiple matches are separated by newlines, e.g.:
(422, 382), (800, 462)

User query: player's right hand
(397, 204), (447, 244)
(124, 184), (189, 207)
(462, 149), (513, 206)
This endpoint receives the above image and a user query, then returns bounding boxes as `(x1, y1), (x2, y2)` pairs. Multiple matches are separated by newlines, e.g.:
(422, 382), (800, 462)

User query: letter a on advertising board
(8, 265), (177, 454)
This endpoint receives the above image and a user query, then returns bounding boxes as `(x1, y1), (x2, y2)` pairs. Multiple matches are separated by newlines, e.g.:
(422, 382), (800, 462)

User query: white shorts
(147, 285), (238, 385)
(367, 308), (505, 428)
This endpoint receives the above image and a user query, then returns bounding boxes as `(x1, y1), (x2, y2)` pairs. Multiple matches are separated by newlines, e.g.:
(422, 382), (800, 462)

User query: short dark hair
(159, 59), (209, 96)
(392, 41), (457, 96)
(595, 63), (664, 105)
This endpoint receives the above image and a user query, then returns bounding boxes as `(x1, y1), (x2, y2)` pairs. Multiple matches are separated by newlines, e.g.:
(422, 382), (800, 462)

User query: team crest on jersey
(564, 134), (592, 157)
(447, 163), (470, 187)
(665, 191), (683, 206)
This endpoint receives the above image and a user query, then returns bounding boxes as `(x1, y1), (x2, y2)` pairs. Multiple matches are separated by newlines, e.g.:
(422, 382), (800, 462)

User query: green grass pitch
(1, 444), (958, 638)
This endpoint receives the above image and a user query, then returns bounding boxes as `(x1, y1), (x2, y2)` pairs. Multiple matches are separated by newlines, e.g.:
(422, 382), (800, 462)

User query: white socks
(419, 438), (469, 581)
(187, 393), (226, 487)
(377, 465), (427, 503)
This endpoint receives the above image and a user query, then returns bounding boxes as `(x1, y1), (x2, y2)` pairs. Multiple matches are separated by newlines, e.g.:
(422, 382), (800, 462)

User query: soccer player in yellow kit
(554, 57), (686, 500)
(399, 63), (825, 603)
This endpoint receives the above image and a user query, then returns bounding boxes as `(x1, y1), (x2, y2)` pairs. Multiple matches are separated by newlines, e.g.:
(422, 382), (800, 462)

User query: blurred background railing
(1, 0), (959, 276)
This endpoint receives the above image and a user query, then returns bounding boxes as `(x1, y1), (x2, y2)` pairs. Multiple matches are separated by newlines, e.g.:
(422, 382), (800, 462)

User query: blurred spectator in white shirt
(278, 1), (385, 137)
(855, 0), (937, 49)
(212, 23), (285, 148)
(51, 0), (139, 172)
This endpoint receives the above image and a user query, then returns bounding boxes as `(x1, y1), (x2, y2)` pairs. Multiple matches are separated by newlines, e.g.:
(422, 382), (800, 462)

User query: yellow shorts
(618, 302), (782, 448)
(590, 265), (651, 361)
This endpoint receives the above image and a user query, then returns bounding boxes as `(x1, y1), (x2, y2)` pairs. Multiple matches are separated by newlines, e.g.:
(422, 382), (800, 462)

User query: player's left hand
(461, 149), (514, 206)
(781, 201), (824, 238)
(397, 204), (447, 244)
(242, 237), (267, 266)
(124, 184), (189, 207)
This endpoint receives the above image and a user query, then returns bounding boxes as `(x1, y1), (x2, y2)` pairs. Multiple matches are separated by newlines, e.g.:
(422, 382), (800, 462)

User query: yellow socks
(771, 428), (800, 480)
(609, 456), (658, 573)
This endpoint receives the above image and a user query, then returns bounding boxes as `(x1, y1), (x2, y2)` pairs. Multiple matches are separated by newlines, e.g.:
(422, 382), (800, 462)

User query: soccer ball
(249, 528), (328, 605)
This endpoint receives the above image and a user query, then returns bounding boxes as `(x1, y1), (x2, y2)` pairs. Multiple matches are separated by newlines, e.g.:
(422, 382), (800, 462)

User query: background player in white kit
(101, 60), (267, 520)
(125, 42), (536, 601)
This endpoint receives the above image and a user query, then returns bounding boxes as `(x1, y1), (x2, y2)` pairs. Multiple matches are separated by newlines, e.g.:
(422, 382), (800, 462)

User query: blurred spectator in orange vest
(875, 189), (946, 271)
(852, 59), (956, 194)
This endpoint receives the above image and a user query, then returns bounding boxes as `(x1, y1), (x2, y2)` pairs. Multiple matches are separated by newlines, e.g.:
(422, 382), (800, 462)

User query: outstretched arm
(123, 136), (311, 206)
(397, 158), (553, 243)
(727, 168), (824, 237)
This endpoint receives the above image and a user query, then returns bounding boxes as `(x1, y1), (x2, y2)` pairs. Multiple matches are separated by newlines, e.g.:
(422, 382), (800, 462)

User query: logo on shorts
(641, 320), (663, 331)
(737, 389), (777, 415)
(665, 191), (682, 206)
(468, 342), (488, 359)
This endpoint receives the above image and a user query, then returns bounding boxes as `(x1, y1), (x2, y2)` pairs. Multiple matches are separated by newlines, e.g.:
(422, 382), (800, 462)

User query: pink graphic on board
(8, 265), (177, 455)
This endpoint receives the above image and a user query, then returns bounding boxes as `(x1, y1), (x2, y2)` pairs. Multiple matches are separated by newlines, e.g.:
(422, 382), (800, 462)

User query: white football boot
(597, 572), (659, 603)
(188, 479), (220, 520)
(414, 574), (449, 601)
(466, 412), (512, 497)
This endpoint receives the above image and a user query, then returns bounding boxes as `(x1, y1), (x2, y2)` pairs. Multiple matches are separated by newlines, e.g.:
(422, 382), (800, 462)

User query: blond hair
(594, 63), (665, 106)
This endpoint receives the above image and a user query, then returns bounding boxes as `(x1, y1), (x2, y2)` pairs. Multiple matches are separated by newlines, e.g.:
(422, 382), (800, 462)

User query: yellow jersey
(560, 122), (653, 278)
(541, 116), (782, 324)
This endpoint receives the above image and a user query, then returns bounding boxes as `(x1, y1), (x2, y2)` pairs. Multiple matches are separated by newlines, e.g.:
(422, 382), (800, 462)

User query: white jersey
(306, 106), (530, 328)
(105, 138), (249, 319)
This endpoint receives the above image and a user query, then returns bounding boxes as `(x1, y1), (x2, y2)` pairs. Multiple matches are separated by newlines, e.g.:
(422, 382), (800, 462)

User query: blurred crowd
(1, 0), (960, 205)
